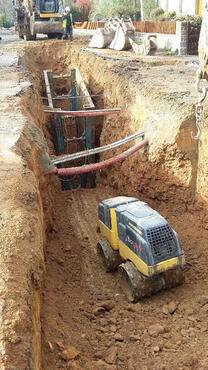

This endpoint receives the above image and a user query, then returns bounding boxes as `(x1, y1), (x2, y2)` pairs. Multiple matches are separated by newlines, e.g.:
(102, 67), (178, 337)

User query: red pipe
(45, 139), (148, 176)
(43, 108), (121, 117)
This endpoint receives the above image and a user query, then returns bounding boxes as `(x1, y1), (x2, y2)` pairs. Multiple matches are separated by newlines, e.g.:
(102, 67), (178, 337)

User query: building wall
(158, 0), (198, 14)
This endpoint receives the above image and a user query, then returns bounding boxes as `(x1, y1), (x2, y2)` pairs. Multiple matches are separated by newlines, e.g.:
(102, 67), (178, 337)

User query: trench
(11, 39), (208, 369)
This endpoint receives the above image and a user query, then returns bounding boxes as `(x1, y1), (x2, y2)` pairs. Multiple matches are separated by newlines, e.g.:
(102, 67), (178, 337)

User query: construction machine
(97, 197), (184, 302)
(13, 0), (65, 40)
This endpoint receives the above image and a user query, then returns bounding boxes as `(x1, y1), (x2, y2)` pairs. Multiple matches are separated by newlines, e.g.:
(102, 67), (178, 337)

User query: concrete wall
(135, 21), (188, 55)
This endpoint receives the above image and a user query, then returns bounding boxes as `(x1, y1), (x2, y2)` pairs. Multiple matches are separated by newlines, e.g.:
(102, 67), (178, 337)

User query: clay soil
(42, 187), (208, 370)
(1, 30), (208, 369)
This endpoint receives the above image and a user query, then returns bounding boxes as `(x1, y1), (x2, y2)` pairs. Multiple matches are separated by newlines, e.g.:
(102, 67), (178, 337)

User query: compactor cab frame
(97, 197), (185, 302)
(13, 0), (65, 40)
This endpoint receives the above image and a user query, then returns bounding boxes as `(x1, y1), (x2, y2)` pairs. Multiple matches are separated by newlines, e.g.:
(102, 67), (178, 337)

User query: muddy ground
(1, 29), (208, 370)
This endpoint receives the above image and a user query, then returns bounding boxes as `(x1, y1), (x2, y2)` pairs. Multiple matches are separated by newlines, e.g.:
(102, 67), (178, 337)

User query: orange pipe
(45, 139), (148, 176)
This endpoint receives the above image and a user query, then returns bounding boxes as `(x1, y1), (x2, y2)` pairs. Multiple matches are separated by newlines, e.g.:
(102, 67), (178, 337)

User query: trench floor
(42, 187), (208, 370)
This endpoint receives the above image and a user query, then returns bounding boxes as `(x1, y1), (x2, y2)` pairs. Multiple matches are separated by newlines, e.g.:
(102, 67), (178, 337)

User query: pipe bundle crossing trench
(41, 66), (148, 189)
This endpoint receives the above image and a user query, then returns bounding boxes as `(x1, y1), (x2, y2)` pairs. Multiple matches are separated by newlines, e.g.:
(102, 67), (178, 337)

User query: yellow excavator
(13, 0), (65, 40)
(97, 197), (184, 302)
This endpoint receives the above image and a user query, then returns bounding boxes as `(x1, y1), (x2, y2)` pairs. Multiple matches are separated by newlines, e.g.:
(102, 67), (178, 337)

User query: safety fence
(75, 21), (176, 34)
(133, 21), (176, 34)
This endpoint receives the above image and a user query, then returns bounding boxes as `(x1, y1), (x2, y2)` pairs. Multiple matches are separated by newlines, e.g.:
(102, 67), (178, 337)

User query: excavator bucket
(109, 18), (135, 51)
(89, 18), (135, 51)
(89, 28), (115, 49)
(89, 18), (119, 48)
(130, 35), (157, 56)
(198, 2), (208, 78)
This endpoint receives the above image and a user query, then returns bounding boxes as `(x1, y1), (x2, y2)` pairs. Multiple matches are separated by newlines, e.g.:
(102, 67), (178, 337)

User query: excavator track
(118, 261), (184, 302)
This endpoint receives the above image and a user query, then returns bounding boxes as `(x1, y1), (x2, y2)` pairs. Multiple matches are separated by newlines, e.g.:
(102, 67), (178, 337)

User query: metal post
(81, 117), (92, 188)
(45, 70), (70, 190)
(71, 68), (79, 135)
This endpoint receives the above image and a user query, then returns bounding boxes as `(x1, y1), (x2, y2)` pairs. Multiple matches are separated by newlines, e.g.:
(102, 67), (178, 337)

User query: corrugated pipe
(45, 139), (148, 176)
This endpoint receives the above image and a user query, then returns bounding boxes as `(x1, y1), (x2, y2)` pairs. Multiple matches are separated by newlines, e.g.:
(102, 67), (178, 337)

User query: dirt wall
(0, 39), (71, 369)
(70, 48), (208, 212)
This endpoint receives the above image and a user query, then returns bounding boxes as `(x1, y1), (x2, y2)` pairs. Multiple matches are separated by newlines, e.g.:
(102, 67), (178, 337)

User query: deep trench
(44, 76), (104, 190)
(19, 41), (208, 369)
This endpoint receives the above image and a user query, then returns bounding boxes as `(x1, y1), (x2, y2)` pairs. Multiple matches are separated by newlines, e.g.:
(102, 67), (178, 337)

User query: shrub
(3, 20), (14, 28)
(174, 14), (202, 26)
(150, 7), (164, 20)
(0, 14), (14, 28)
(0, 13), (6, 27)
(161, 11), (176, 20)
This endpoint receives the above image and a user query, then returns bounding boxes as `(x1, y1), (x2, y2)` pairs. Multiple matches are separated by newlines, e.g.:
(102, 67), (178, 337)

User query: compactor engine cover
(98, 197), (184, 277)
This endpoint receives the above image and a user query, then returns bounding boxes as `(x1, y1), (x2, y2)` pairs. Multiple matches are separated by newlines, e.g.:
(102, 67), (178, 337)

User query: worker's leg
(69, 27), (73, 41)
(62, 29), (66, 40)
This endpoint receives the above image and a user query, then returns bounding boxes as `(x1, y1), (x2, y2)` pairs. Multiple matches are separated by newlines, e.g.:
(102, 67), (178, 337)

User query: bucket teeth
(118, 261), (184, 302)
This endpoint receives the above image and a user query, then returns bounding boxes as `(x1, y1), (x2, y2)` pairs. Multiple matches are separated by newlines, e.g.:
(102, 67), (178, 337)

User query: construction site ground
(1, 29), (208, 370)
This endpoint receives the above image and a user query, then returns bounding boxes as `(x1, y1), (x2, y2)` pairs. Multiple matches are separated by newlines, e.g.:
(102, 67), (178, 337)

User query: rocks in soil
(197, 296), (208, 306)
(93, 301), (115, 316)
(114, 333), (124, 342)
(126, 303), (142, 313)
(48, 341), (53, 352)
(100, 318), (109, 327)
(105, 346), (118, 365)
(60, 346), (80, 361)
(148, 323), (165, 337)
(162, 305), (169, 315)
(168, 301), (178, 314)
(162, 301), (178, 315)
(92, 360), (116, 369)
(110, 325), (117, 333)
(129, 334), (140, 342)
(152, 345), (160, 353)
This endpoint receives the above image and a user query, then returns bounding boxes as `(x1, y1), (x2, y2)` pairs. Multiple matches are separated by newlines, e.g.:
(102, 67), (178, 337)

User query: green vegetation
(0, 13), (6, 27)
(174, 14), (202, 26)
(90, 0), (137, 20)
(150, 7), (164, 20)
(0, 13), (13, 28)
(143, 0), (156, 21)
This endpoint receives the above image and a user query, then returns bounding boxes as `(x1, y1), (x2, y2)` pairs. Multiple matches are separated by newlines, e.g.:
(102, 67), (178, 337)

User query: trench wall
(71, 47), (208, 212)
(0, 40), (71, 369)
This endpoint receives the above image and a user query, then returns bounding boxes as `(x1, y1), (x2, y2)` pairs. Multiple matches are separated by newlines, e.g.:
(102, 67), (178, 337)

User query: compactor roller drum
(97, 239), (121, 272)
(97, 196), (185, 302)
(118, 261), (184, 302)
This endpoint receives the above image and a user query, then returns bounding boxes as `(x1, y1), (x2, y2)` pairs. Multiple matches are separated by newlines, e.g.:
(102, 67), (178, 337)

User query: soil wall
(71, 47), (208, 212)
(0, 40), (71, 369)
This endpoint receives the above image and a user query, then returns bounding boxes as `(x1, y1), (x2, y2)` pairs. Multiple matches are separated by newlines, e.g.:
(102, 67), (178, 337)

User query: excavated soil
(1, 30), (208, 369)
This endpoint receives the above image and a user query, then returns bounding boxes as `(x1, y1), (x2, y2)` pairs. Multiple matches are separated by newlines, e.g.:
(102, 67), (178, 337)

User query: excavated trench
(2, 37), (208, 369)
